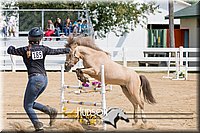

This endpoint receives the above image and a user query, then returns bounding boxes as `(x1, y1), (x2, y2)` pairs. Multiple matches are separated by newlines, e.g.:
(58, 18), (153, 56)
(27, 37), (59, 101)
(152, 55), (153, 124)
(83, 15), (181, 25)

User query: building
(95, 0), (191, 61)
(166, 1), (200, 48)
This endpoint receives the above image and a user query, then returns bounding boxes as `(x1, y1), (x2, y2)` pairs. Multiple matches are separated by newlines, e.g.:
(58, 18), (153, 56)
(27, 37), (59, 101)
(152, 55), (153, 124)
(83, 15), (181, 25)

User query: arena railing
(0, 37), (198, 72)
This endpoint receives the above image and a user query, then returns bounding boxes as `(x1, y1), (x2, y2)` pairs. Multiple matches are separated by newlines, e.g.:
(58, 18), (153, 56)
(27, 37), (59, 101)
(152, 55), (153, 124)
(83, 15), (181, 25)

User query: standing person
(0, 16), (8, 37)
(2, 19), (8, 37)
(8, 16), (16, 37)
(7, 27), (71, 132)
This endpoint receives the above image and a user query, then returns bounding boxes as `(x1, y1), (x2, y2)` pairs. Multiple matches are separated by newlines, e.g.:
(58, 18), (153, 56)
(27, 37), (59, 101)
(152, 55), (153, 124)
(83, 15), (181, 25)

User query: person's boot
(33, 121), (44, 132)
(42, 105), (58, 126)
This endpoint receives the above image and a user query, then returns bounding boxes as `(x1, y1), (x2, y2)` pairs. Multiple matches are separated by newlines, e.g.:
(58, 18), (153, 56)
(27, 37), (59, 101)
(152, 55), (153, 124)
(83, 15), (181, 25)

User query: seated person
(72, 21), (78, 35)
(63, 17), (72, 36)
(77, 19), (82, 33)
(54, 18), (63, 41)
(45, 20), (55, 41)
(81, 20), (88, 36)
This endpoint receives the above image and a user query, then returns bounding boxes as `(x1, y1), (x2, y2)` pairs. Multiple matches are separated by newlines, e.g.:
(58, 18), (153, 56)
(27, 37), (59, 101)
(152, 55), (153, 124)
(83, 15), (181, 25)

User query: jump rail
(60, 64), (107, 130)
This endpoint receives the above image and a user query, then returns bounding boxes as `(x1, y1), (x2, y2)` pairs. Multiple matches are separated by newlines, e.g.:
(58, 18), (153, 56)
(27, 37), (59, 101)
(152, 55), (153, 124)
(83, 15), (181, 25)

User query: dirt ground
(1, 71), (198, 132)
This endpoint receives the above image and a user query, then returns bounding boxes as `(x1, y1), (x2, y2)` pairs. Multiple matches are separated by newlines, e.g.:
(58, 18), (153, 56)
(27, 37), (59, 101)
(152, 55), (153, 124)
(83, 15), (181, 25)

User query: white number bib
(32, 51), (43, 60)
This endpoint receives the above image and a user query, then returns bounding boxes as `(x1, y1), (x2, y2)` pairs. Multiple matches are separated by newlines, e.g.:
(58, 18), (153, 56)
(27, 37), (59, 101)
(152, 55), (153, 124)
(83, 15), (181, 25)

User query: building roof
(165, 1), (200, 19)
(174, 0), (191, 6)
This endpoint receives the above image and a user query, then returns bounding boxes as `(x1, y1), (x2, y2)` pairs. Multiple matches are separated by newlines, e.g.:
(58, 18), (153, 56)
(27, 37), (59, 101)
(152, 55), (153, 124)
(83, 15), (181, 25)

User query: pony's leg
(121, 85), (139, 124)
(73, 68), (89, 83)
(126, 82), (146, 123)
(141, 109), (147, 124)
(127, 84), (144, 111)
(133, 104), (139, 124)
(139, 89), (147, 124)
(81, 68), (100, 76)
(75, 68), (99, 83)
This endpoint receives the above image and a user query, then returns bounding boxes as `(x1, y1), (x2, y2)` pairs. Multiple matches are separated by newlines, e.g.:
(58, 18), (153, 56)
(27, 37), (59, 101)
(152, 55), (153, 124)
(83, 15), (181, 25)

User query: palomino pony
(65, 35), (156, 124)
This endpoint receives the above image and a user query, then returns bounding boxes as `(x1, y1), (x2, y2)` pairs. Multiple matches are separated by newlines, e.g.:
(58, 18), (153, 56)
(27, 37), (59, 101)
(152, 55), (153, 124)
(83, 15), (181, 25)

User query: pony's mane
(67, 35), (110, 55)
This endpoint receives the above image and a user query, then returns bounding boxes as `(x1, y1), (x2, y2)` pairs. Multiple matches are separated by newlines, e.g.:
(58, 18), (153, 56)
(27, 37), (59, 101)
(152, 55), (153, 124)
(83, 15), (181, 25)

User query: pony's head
(64, 34), (78, 71)
(64, 34), (110, 71)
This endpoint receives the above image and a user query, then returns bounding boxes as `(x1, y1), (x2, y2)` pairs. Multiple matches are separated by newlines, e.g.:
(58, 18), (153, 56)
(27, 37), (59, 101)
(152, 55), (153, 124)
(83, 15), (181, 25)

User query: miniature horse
(65, 35), (156, 124)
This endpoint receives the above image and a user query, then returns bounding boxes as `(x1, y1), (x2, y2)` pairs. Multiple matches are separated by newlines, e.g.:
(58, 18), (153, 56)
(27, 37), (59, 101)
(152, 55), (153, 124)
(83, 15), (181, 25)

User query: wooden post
(169, 0), (175, 48)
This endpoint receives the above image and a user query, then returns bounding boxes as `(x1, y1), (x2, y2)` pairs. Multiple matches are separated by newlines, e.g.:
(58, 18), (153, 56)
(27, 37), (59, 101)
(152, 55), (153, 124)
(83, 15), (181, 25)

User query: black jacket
(7, 44), (70, 75)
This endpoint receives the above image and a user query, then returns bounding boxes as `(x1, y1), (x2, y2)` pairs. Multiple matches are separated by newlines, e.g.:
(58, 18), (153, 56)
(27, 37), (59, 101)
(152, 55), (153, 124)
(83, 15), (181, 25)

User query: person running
(7, 27), (71, 132)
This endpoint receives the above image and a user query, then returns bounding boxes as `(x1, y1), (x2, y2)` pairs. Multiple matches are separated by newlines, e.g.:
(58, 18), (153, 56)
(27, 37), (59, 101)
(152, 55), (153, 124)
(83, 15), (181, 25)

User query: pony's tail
(139, 75), (156, 104)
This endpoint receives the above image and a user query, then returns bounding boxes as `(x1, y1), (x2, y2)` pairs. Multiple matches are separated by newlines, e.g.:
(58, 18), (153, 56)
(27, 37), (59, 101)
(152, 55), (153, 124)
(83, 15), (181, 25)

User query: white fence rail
(0, 38), (198, 72)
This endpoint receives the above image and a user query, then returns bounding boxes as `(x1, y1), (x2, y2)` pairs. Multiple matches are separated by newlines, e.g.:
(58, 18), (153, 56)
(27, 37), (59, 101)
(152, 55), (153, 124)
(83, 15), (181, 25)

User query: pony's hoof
(142, 118), (147, 124)
(86, 78), (89, 83)
(132, 122), (137, 126)
(76, 68), (83, 74)
(131, 119), (138, 126)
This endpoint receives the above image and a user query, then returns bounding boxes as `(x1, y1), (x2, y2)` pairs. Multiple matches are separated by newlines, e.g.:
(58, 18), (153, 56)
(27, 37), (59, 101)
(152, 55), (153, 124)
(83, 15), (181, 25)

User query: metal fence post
(122, 47), (127, 67)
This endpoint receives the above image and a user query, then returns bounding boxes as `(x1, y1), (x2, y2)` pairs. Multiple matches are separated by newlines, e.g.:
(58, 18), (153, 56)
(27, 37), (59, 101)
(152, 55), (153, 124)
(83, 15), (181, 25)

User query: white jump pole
(179, 46), (184, 79)
(175, 51), (179, 80)
(173, 47), (186, 80)
(63, 100), (101, 106)
(61, 64), (65, 118)
(101, 64), (107, 130)
(185, 51), (188, 80)
(163, 52), (172, 79)
(167, 52), (171, 78)
(60, 64), (107, 130)
(63, 85), (112, 91)
(10, 55), (16, 72)
(179, 46), (184, 68)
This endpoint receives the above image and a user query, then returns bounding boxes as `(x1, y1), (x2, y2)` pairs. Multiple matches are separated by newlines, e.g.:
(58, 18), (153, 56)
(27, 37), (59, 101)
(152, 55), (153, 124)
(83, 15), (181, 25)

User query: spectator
(8, 16), (16, 37)
(45, 20), (55, 41)
(77, 19), (82, 33)
(81, 20), (88, 36)
(54, 18), (63, 41)
(2, 20), (8, 37)
(0, 16), (7, 37)
(63, 17), (72, 36)
(72, 20), (78, 35)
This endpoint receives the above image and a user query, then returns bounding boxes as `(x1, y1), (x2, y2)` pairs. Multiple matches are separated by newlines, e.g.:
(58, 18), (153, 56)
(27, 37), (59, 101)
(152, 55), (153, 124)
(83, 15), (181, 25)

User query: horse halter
(73, 50), (80, 62)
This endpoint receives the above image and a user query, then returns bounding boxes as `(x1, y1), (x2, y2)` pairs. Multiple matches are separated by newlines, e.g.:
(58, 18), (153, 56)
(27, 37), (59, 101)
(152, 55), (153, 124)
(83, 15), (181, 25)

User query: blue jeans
(54, 28), (61, 37)
(24, 75), (48, 125)
(64, 26), (73, 36)
(63, 27), (69, 36)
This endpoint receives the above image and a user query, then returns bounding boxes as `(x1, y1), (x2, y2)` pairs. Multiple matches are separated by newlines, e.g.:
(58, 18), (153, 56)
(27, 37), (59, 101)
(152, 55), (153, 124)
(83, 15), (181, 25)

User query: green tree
(15, 0), (157, 38)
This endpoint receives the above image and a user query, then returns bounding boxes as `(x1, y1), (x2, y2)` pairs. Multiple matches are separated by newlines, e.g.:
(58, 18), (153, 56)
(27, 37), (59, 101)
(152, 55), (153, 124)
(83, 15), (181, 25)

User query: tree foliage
(14, 0), (157, 38)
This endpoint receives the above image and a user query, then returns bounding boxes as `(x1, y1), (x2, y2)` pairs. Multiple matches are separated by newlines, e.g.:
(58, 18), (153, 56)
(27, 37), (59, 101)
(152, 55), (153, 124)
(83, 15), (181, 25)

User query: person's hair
(48, 20), (53, 24)
(26, 41), (40, 58)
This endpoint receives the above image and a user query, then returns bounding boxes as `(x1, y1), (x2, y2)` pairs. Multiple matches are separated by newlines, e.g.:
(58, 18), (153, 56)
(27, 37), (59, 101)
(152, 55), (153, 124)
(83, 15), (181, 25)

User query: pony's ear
(70, 42), (78, 51)
(68, 33), (74, 39)
(75, 37), (82, 46)
(67, 34), (74, 46)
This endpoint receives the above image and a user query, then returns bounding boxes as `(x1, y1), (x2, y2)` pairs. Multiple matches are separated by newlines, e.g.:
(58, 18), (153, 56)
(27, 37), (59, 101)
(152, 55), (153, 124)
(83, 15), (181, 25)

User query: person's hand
(7, 45), (15, 54)
(66, 48), (71, 53)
